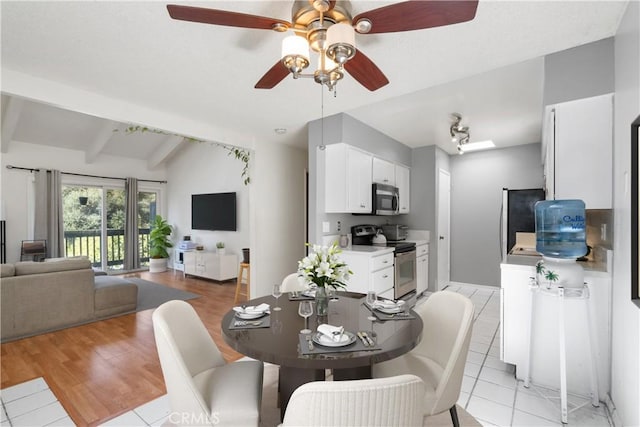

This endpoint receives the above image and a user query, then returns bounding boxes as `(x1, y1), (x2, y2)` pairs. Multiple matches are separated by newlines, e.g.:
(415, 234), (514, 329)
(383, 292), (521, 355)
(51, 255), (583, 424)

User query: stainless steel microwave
(372, 183), (399, 215)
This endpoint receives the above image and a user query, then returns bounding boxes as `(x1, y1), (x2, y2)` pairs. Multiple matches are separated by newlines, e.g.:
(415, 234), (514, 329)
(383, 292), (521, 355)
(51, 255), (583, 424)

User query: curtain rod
(5, 165), (167, 184)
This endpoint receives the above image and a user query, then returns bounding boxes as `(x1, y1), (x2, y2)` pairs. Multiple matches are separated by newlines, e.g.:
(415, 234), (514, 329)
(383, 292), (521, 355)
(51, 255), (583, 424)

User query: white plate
(312, 331), (356, 347)
(235, 311), (267, 320)
(375, 305), (404, 314)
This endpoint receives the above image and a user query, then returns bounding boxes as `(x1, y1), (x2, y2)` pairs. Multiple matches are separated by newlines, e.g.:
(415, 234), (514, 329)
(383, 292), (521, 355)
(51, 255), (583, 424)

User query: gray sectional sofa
(0, 257), (138, 342)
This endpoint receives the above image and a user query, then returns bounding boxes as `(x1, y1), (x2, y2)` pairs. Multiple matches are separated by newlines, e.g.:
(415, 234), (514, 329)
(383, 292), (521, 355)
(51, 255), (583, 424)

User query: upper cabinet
(395, 164), (410, 214)
(325, 143), (372, 213)
(543, 93), (613, 209)
(372, 158), (396, 185)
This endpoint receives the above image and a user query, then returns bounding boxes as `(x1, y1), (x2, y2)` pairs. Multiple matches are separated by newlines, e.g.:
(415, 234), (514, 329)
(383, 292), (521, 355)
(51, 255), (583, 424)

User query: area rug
(126, 278), (199, 312)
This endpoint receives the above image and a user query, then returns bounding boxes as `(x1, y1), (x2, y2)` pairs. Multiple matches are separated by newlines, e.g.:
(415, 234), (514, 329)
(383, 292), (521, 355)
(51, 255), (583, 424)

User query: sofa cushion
(94, 276), (138, 317)
(1, 264), (15, 277)
(14, 258), (92, 276)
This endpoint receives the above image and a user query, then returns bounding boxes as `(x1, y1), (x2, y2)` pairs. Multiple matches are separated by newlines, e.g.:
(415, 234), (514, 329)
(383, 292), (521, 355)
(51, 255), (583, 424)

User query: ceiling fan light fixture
(326, 23), (356, 64)
(281, 35), (310, 74)
(459, 140), (496, 153)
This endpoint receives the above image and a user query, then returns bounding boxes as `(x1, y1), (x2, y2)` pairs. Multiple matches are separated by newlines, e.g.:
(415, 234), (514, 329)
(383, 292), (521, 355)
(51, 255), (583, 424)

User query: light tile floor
(1, 284), (613, 427)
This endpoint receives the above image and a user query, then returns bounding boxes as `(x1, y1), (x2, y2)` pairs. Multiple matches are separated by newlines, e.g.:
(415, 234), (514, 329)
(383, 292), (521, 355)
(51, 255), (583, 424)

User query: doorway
(437, 169), (451, 291)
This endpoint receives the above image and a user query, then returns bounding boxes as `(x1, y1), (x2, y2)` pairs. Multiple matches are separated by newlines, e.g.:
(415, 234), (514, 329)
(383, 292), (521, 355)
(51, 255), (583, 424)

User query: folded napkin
(372, 299), (405, 309)
(232, 303), (270, 314)
(317, 324), (345, 342)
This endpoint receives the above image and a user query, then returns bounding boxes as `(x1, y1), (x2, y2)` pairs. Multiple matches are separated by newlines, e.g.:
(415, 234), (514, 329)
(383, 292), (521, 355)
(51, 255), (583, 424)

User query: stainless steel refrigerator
(500, 188), (546, 261)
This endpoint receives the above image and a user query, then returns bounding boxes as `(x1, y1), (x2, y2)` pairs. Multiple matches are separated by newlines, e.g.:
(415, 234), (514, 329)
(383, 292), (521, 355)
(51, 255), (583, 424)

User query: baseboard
(603, 392), (622, 427)
(446, 281), (500, 291)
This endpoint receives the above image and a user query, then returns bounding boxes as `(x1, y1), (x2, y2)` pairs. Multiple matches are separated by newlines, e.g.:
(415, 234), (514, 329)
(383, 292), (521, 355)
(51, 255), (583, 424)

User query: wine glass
(272, 283), (282, 311)
(298, 301), (313, 334)
(366, 291), (377, 321)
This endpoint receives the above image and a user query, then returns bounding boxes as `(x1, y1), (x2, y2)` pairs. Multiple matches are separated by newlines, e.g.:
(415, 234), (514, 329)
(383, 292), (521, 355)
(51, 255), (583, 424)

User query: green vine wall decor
(117, 125), (251, 185)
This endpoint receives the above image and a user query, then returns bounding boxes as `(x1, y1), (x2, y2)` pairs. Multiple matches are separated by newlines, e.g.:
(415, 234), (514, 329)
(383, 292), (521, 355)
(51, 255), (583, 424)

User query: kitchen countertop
(502, 254), (610, 275)
(340, 245), (394, 255)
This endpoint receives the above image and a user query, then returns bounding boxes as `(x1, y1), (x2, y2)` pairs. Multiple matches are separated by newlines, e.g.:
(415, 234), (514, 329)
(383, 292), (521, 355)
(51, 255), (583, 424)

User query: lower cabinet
(340, 250), (394, 296)
(416, 244), (429, 295)
(184, 251), (238, 281)
(500, 259), (611, 398)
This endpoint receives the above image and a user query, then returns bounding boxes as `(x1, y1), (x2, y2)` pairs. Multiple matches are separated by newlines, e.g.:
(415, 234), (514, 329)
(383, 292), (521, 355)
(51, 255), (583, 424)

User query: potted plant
(216, 241), (226, 255)
(149, 215), (173, 273)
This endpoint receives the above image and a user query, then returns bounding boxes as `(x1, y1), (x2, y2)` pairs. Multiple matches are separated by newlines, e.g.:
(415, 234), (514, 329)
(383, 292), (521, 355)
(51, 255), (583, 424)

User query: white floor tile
(469, 341), (491, 355)
(483, 355), (512, 372)
(473, 379), (516, 408)
(99, 410), (147, 427)
(471, 333), (494, 346)
(461, 375), (477, 394)
(4, 389), (58, 419)
(478, 366), (517, 389)
(1, 378), (48, 403)
(512, 409), (563, 426)
(467, 396), (513, 427)
(466, 350), (486, 366)
(10, 401), (68, 427)
(1, 404), (8, 423)
(45, 415), (75, 427)
(514, 390), (563, 424)
(464, 362), (482, 378)
(134, 394), (171, 424)
(458, 392), (470, 408)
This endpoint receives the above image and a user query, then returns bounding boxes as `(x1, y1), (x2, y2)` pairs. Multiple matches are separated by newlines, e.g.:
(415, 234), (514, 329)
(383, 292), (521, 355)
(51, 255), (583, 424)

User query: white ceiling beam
(147, 135), (186, 170)
(1, 96), (25, 153)
(85, 120), (117, 164)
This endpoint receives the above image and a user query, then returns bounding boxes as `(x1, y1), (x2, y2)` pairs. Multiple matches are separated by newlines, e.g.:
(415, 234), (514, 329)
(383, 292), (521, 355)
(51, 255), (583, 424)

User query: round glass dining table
(221, 291), (423, 419)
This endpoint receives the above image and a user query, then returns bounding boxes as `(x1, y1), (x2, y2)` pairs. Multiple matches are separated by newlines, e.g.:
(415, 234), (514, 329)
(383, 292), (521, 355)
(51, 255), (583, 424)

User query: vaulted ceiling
(0, 1), (628, 165)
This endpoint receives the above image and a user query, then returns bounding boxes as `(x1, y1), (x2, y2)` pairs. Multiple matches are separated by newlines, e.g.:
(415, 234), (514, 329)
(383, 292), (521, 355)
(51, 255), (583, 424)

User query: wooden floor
(0, 270), (244, 426)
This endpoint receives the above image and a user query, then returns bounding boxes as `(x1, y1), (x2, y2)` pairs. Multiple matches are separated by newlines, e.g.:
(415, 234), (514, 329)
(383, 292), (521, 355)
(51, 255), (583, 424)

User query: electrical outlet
(337, 221), (342, 232)
(322, 221), (330, 233)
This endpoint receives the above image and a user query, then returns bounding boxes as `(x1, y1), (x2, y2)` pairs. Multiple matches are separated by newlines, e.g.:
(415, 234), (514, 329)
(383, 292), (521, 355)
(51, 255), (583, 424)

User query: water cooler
(525, 199), (600, 424)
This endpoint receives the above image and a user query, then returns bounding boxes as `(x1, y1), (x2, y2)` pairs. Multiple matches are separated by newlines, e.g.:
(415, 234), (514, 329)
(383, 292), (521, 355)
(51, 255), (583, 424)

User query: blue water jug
(535, 199), (587, 258)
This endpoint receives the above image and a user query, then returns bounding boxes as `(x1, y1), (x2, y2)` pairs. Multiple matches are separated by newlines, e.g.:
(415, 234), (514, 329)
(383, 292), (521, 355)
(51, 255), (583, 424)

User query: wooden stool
(235, 262), (250, 304)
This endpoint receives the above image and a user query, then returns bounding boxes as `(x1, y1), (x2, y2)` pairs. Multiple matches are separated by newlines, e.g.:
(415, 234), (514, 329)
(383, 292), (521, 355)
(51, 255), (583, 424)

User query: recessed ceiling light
(274, 128), (287, 135)
(459, 140), (495, 152)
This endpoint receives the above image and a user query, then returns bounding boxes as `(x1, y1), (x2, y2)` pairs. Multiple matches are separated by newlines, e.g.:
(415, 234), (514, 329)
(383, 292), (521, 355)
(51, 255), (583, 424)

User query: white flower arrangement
(297, 243), (352, 289)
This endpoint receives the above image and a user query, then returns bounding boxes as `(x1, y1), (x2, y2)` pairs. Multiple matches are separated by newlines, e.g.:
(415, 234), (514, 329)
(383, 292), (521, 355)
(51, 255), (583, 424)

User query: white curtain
(34, 169), (64, 258)
(124, 177), (139, 270)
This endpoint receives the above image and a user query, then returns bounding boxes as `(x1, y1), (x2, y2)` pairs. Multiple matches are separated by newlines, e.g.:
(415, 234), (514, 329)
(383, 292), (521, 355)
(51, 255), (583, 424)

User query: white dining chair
(372, 291), (475, 427)
(281, 374), (425, 427)
(152, 300), (264, 426)
(280, 273), (308, 293)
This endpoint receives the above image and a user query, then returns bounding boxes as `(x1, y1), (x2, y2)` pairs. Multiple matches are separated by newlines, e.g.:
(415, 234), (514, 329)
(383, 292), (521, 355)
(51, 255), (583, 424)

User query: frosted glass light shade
(326, 23), (355, 49)
(281, 35), (309, 60)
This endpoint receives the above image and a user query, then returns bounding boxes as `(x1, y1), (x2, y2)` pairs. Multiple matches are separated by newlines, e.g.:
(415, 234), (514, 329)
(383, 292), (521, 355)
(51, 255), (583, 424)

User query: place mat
(228, 314), (271, 330)
(298, 332), (381, 355)
(364, 302), (417, 321)
(288, 291), (314, 301)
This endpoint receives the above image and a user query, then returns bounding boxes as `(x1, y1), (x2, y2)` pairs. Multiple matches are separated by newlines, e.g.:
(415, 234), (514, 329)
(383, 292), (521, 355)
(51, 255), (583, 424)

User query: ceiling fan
(167, 0), (479, 92)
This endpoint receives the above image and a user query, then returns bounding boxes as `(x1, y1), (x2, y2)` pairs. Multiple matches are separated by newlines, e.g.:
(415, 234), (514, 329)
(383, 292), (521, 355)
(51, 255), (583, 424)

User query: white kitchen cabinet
(500, 257), (611, 397)
(372, 157), (395, 186)
(395, 164), (411, 214)
(340, 249), (394, 296)
(416, 243), (429, 295)
(542, 93), (613, 208)
(324, 143), (372, 213)
(184, 251), (238, 281)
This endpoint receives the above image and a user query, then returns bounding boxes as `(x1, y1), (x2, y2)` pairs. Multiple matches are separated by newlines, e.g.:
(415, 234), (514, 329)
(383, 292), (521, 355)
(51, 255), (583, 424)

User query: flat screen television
(191, 192), (237, 231)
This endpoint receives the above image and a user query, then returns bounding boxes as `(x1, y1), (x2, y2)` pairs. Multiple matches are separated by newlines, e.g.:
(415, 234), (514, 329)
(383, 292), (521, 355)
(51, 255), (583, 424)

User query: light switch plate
(322, 221), (330, 233)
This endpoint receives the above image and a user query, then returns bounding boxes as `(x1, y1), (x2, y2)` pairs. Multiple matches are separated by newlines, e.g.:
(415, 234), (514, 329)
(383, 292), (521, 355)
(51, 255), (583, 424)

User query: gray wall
(308, 113), (412, 244)
(544, 37), (615, 106)
(449, 143), (544, 286)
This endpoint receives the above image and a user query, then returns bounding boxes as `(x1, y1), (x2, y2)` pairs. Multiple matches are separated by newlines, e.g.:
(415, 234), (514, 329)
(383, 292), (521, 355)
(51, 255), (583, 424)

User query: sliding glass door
(63, 184), (159, 272)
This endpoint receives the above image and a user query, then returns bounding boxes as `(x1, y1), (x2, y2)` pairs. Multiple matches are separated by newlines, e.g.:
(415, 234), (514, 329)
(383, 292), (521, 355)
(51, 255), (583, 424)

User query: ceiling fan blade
(344, 50), (389, 91)
(255, 61), (290, 89)
(167, 4), (291, 30)
(353, 0), (478, 34)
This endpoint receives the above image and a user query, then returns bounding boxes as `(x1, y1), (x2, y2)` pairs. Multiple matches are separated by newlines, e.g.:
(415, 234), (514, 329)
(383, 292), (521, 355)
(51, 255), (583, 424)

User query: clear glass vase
(315, 286), (328, 316)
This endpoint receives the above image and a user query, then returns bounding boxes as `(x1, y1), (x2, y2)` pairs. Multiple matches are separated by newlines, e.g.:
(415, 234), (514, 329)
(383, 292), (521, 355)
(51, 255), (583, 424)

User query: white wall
(165, 141), (249, 265)
(250, 142), (307, 298)
(611, 1), (640, 425)
(0, 142), (167, 263)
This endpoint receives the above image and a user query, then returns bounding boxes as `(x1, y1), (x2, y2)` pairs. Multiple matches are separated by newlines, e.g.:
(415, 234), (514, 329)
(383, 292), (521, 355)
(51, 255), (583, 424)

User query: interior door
(437, 169), (451, 291)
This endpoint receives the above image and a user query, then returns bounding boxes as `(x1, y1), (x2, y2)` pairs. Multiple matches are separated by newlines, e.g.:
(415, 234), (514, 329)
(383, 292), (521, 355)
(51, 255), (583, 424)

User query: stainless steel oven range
(351, 225), (417, 299)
